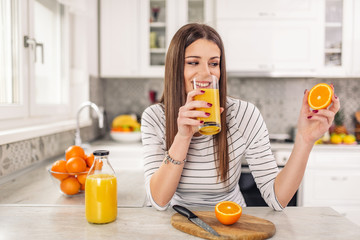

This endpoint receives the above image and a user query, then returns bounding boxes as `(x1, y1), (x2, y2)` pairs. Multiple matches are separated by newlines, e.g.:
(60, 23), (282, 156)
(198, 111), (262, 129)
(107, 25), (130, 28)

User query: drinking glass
(193, 75), (221, 135)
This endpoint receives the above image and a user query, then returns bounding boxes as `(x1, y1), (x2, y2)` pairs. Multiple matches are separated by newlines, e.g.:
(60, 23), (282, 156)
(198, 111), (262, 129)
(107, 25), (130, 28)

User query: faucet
(75, 101), (104, 146)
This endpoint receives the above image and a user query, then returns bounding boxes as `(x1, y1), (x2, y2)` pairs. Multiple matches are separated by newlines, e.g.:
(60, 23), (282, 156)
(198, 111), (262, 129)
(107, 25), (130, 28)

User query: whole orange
(60, 177), (81, 195)
(94, 159), (103, 170)
(65, 145), (86, 161)
(85, 153), (95, 168)
(77, 173), (87, 185)
(215, 201), (242, 225)
(66, 157), (87, 173)
(51, 160), (69, 180)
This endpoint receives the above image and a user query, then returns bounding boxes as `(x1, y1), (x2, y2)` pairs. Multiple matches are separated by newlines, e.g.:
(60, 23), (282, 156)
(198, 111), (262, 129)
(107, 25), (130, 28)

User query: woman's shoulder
(142, 103), (165, 124)
(225, 97), (265, 135)
(142, 103), (165, 117)
(226, 96), (259, 116)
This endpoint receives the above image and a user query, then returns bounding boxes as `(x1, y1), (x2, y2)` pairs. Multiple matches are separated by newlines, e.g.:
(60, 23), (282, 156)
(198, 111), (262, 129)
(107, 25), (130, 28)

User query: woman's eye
(187, 61), (198, 65)
(210, 62), (219, 67)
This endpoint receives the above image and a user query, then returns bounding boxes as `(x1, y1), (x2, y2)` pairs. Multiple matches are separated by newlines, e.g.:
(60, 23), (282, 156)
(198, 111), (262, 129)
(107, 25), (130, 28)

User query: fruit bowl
(110, 131), (141, 143)
(48, 169), (87, 196)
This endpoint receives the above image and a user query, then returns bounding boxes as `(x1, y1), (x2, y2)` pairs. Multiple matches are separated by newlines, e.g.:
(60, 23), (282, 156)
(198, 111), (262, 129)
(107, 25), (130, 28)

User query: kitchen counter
(0, 206), (359, 239)
(0, 141), (145, 207)
(1, 140), (360, 239)
(271, 142), (360, 151)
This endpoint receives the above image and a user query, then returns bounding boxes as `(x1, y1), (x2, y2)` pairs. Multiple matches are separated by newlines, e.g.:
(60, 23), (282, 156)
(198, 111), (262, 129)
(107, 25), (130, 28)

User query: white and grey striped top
(141, 96), (283, 211)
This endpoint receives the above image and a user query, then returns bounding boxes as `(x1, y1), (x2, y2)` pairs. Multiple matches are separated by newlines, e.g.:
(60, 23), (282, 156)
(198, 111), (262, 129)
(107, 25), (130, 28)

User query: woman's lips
(193, 81), (211, 88)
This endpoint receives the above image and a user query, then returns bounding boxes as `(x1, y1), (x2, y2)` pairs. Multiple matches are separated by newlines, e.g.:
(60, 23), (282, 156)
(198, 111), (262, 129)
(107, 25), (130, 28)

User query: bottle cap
(93, 150), (110, 156)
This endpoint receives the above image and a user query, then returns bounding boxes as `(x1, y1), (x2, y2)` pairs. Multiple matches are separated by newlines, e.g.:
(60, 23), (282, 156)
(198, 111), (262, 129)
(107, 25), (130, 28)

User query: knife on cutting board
(172, 205), (220, 237)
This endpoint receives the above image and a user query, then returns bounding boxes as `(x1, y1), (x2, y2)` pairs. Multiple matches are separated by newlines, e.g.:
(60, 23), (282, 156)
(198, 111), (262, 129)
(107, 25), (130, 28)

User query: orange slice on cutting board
(215, 201), (242, 225)
(307, 83), (333, 110)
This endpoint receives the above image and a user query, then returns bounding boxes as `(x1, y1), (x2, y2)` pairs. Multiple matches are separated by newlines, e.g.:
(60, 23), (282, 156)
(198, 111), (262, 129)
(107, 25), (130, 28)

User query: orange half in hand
(307, 83), (333, 110)
(215, 201), (242, 225)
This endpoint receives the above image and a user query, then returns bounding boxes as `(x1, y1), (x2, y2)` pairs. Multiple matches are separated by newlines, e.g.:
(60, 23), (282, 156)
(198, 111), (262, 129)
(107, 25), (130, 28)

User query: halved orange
(215, 201), (242, 225)
(307, 83), (333, 110)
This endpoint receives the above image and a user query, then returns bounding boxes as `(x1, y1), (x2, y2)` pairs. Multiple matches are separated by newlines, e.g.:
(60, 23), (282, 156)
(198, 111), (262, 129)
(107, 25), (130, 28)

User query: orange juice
(85, 174), (117, 224)
(194, 88), (221, 135)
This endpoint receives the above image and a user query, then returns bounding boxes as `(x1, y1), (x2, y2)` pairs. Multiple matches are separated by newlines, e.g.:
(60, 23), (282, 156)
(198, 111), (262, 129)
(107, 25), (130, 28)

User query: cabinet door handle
(258, 12), (276, 17)
(258, 64), (274, 70)
(331, 176), (348, 181)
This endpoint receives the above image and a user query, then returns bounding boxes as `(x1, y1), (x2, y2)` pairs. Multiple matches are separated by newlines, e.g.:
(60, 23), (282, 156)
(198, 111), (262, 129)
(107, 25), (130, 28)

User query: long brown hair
(160, 23), (229, 182)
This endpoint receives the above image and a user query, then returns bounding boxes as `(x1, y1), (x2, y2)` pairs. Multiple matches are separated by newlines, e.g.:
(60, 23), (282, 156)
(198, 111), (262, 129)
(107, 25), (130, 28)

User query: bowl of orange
(110, 130), (141, 143)
(48, 145), (95, 196)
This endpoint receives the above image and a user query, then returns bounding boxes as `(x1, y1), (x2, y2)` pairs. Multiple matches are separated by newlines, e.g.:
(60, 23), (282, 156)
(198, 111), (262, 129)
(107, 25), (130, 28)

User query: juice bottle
(85, 150), (117, 224)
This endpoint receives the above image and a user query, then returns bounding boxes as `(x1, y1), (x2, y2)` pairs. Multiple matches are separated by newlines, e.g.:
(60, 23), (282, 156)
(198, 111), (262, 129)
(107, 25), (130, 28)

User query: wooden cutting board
(171, 211), (275, 240)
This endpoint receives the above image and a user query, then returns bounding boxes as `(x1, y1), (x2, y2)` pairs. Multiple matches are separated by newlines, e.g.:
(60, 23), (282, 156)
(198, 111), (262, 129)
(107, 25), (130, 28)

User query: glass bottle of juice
(85, 150), (117, 224)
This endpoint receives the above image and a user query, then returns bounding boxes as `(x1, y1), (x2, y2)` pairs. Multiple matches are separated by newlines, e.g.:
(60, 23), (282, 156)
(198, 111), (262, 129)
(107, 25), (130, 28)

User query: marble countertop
(0, 206), (359, 240)
(0, 141), (146, 207)
(271, 142), (360, 151)
(1, 140), (360, 239)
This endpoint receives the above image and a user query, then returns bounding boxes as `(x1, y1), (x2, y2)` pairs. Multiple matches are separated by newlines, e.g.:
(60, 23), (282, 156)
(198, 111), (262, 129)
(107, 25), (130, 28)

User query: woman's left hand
(297, 85), (340, 145)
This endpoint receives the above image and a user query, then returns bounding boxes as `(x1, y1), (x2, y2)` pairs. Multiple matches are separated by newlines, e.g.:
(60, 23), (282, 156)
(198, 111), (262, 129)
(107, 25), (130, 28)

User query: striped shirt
(141, 96), (283, 211)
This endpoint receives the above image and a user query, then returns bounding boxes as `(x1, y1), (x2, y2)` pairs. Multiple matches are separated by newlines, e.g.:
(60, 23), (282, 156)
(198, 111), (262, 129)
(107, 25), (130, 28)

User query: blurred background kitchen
(0, 0), (359, 225)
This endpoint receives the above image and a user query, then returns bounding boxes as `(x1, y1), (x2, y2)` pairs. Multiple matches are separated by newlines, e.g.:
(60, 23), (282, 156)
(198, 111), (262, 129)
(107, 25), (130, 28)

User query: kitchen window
(0, 0), (70, 132)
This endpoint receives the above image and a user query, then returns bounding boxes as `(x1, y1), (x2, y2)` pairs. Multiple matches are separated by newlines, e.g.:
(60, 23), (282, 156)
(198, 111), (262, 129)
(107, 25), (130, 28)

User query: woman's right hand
(177, 89), (210, 138)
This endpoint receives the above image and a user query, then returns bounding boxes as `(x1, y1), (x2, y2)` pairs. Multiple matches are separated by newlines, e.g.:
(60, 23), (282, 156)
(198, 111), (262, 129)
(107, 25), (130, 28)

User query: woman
(141, 23), (340, 211)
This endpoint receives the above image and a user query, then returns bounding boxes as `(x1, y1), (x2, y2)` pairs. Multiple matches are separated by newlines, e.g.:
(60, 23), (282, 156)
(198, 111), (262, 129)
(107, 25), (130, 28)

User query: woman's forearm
(274, 133), (314, 207)
(149, 133), (192, 206)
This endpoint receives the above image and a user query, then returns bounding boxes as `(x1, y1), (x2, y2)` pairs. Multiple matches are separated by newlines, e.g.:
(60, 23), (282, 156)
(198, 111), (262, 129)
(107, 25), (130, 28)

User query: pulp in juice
(85, 174), (117, 224)
(194, 88), (221, 135)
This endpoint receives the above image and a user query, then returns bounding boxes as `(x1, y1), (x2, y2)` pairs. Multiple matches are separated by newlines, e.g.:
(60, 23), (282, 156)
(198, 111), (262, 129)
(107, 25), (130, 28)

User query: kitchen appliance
(239, 150), (298, 206)
(172, 205), (220, 237)
(171, 210), (276, 239)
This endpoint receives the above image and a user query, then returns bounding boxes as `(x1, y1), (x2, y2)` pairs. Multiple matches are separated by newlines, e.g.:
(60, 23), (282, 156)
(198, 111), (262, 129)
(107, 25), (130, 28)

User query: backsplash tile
(1, 76), (359, 179)
(103, 77), (360, 135)
(103, 78), (163, 129)
(0, 76), (103, 179)
(0, 127), (100, 179)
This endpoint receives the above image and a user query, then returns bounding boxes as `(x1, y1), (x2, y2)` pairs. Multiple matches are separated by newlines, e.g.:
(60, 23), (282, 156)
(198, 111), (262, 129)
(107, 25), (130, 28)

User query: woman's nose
(198, 64), (211, 76)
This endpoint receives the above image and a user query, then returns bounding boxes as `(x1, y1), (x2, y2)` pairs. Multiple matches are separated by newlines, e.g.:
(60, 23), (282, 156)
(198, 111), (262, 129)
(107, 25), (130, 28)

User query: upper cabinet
(318, 0), (360, 77)
(100, 0), (359, 78)
(216, 0), (323, 76)
(100, 0), (214, 78)
(139, 0), (215, 77)
(100, 0), (141, 77)
(216, 0), (359, 77)
(217, 0), (319, 19)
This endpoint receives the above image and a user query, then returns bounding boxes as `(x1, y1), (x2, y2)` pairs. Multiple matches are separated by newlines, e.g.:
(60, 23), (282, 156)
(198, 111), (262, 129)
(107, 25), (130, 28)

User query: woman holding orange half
(141, 23), (340, 211)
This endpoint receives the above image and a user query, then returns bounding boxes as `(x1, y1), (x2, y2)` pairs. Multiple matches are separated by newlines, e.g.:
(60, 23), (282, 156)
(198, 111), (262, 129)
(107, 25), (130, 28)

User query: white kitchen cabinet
(100, 0), (141, 77)
(139, 0), (215, 77)
(352, 0), (360, 76)
(317, 0), (358, 77)
(100, 0), (214, 78)
(215, 0), (322, 76)
(216, 0), (360, 77)
(216, 20), (321, 74)
(299, 147), (360, 226)
(216, 0), (319, 19)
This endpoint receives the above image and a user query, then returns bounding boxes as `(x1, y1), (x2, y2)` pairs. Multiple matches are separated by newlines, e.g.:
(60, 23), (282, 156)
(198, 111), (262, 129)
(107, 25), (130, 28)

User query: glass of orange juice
(193, 75), (221, 135)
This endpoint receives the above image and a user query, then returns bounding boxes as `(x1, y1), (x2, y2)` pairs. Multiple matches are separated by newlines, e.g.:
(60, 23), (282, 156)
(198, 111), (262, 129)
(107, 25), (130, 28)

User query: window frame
(0, 0), (28, 120)
(0, 0), (72, 129)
